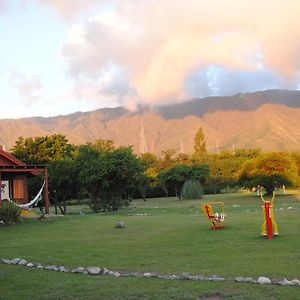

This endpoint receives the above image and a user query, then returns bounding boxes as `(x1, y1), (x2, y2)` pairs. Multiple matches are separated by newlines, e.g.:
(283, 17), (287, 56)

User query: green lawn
(1, 191), (300, 299)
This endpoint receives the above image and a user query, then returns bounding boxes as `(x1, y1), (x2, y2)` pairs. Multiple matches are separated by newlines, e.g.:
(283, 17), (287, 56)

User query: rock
(193, 275), (205, 281)
(291, 279), (300, 286)
(26, 263), (35, 268)
(113, 272), (121, 277)
(115, 221), (125, 228)
(257, 277), (271, 284)
(10, 258), (22, 264)
(243, 277), (255, 283)
(58, 266), (67, 272)
(169, 274), (179, 280)
(235, 276), (245, 282)
(72, 267), (86, 274)
(36, 263), (44, 269)
(179, 272), (191, 280)
(130, 272), (141, 277)
(3, 259), (11, 264)
(143, 272), (153, 278)
(277, 278), (292, 286)
(287, 206), (294, 210)
(18, 259), (28, 265)
(87, 267), (101, 275)
(102, 267), (109, 275)
(210, 275), (225, 281)
(46, 265), (59, 271)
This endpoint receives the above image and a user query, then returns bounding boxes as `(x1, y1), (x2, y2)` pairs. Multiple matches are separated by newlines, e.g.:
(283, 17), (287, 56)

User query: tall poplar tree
(193, 127), (207, 162)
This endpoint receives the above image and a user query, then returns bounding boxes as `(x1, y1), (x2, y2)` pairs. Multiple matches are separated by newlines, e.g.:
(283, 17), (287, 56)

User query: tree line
(10, 129), (300, 213)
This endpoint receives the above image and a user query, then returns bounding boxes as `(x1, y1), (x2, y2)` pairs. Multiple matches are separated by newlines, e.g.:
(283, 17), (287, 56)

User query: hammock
(9, 182), (45, 209)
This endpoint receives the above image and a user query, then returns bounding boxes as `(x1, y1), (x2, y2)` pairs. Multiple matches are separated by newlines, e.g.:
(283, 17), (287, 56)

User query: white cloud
(56, 0), (300, 108)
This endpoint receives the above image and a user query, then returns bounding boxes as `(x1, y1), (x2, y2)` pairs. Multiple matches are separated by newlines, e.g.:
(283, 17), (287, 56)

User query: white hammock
(9, 182), (45, 209)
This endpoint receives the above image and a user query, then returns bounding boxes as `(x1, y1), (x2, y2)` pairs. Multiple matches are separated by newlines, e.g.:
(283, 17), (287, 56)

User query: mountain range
(1, 89), (300, 154)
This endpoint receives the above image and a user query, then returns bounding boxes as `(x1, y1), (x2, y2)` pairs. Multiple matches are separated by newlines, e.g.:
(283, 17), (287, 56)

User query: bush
(181, 180), (203, 200)
(0, 200), (21, 224)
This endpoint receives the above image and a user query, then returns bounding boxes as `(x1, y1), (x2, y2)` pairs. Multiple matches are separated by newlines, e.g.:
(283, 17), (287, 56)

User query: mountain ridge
(1, 89), (300, 154)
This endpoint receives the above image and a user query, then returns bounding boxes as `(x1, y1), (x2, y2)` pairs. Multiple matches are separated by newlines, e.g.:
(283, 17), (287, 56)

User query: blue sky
(1, 0), (300, 119)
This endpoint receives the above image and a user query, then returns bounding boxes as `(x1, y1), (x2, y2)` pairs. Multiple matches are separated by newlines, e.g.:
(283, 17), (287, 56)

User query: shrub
(181, 180), (203, 200)
(0, 200), (21, 224)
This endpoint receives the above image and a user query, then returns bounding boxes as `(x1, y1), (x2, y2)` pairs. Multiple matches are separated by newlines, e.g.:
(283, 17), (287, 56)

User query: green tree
(74, 145), (109, 212)
(238, 152), (299, 194)
(192, 127), (207, 162)
(75, 145), (143, 212)
(11, 134), (74, 164)
(157, 164), (190, 199)
(49, 159), (78, 215)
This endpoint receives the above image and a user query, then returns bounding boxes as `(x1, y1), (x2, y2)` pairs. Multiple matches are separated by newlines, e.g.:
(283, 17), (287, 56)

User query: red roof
(0, 148), (26, 167)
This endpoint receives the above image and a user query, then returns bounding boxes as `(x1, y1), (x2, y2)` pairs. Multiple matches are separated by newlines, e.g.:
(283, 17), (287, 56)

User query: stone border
(1, 257), (300, 287)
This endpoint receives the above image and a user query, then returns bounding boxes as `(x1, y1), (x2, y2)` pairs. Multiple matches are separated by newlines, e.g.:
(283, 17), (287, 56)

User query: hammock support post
(44, 167), (49, 214)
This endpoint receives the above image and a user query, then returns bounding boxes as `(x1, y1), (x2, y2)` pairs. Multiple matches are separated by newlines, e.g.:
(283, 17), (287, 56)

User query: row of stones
(1, 257), (299, 287)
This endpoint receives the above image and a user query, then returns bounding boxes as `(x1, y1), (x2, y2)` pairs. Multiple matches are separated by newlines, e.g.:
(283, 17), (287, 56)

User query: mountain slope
(0, 90), (300, 153)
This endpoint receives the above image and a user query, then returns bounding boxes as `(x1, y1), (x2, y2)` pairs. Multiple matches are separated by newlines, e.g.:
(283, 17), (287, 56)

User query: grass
(1, 191), (300, 299)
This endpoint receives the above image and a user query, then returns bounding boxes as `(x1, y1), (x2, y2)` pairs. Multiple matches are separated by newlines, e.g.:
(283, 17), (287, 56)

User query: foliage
(11, 134), (74, 164)
(0, 200), (21, 224)
(192, 127), (207, 162)
(75, 144), (144, 211)
(74, 145), (109, 212)
(181, 179), (203, 199)
(88, 139), (115, 152)
(157, 164), (191, 199)
(49, 159), (78, 214)
(238, 152), (300, 194)
(189, 164), (210, 183)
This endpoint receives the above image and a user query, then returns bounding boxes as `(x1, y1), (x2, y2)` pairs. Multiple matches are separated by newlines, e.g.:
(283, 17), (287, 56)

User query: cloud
(60, 0), (300, 108)
(10, 73), (43, 105)
(34, 0), (108, 18)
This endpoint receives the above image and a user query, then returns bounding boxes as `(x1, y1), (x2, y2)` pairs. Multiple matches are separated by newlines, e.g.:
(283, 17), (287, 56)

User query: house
(0, 146), (49, 213)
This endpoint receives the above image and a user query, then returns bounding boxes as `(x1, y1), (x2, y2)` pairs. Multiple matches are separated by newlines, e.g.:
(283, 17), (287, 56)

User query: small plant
(0, 200), (21, 224)
(181, 179), (203, 200)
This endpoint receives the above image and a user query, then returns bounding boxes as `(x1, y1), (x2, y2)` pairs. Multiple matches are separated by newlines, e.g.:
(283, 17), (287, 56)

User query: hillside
(1, 89), (300, 154)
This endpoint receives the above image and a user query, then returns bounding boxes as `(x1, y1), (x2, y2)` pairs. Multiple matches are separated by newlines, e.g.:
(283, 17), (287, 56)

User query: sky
(1, 0), (300, 119)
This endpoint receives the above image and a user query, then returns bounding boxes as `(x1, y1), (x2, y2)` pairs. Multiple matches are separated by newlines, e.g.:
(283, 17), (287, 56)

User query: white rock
(278, 278), (292, 286)
(87, 267), (101, 275)
(114, 272), (121, 277)
(291, 279), (300, 286)
(115, 221), (125, 228)
(257, 276), (271, 284)
(26, 263), (34, 267)
(18, 259), (27, 265)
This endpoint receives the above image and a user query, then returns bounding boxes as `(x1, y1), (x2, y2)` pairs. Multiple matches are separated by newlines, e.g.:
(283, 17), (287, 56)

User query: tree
(49, 159), (78, 215)
(104, 146), (144, 210)
(190, 164), (210, 184)
(237, 152), (300, 194)
(74, 145), (108, 212)
(192, 127), (207, 162)
(75, 145), (144, 212)
(11, 134), (74, 164)
(157, 164), (190, 199)
(89, 139), (115, 152)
